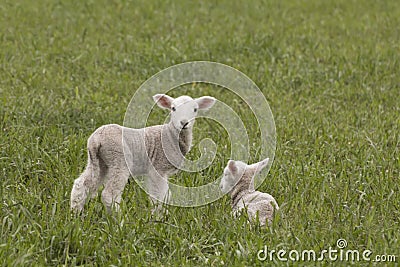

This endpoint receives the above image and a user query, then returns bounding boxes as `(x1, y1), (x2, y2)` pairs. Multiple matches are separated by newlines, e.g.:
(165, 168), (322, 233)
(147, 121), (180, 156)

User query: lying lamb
(219, 158), (279, 226)
(70, 94), (216, 213)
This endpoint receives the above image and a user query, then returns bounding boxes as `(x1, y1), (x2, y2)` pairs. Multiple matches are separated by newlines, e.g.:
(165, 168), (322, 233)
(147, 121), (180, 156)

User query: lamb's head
(220, 157), (270, 194)
(153, 94), (216, 130)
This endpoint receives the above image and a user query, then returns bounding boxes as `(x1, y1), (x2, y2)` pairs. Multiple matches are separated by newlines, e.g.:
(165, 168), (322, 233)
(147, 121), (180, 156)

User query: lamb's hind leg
(101, 165), (130, 213)
(70, 135), (105, 213)
(70, 169), (89, 213)
(70, 162), (104, 213)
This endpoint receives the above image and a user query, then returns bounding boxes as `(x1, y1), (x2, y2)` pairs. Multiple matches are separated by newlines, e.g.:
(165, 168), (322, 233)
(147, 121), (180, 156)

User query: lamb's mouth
(181, 122), (190, 129)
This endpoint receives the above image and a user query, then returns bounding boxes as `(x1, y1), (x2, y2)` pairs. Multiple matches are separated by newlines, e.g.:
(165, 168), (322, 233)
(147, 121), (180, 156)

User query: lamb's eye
(194, 108), (198, 112)
(171, 107), (176, 111)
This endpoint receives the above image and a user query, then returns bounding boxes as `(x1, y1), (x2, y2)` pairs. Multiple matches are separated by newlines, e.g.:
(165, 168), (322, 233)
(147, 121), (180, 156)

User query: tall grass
(1, 0), (399, 265)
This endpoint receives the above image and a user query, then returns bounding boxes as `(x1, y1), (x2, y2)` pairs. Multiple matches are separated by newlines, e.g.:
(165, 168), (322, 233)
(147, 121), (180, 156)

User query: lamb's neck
(230, 169), (256, 207)
(163, 122), (192, 156)
(178, 127), (192, 155)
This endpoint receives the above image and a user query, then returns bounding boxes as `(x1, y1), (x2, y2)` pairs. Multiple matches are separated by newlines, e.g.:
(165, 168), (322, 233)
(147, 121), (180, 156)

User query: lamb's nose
(180, 120), (189, 127)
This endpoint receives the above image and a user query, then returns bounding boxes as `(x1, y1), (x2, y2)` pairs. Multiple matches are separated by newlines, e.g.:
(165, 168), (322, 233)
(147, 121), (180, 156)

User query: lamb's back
(234, 191), (279, 226)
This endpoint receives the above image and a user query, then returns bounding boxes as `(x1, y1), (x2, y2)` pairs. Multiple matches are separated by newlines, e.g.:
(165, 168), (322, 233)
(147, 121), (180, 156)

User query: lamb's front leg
(146, 169), (170, 216)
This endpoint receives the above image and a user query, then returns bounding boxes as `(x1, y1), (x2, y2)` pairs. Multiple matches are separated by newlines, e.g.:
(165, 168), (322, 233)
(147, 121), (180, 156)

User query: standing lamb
(219, 158), (279, 226)
(70, 94), (216, 213)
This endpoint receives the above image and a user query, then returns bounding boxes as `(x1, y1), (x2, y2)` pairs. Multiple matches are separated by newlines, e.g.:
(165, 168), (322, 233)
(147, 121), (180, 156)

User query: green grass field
(1, 0), (399, 266)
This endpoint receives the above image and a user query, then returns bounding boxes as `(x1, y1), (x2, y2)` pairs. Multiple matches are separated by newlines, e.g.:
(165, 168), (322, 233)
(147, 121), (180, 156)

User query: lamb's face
(153, 94), (216, 131)
(219, 160), (247, 194)
(170, 96), (199, 130)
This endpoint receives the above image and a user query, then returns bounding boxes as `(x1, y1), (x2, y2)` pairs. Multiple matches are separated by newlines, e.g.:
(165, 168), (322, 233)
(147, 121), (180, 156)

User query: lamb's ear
(153, 94), (175, 109)
(251, 157), (270, 174)
(196, 96), (216, 110)
(228, 160), (238, 174)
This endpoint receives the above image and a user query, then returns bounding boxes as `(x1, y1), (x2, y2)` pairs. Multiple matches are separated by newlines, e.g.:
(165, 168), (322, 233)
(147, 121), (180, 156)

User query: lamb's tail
(87, 132), (102, 184)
